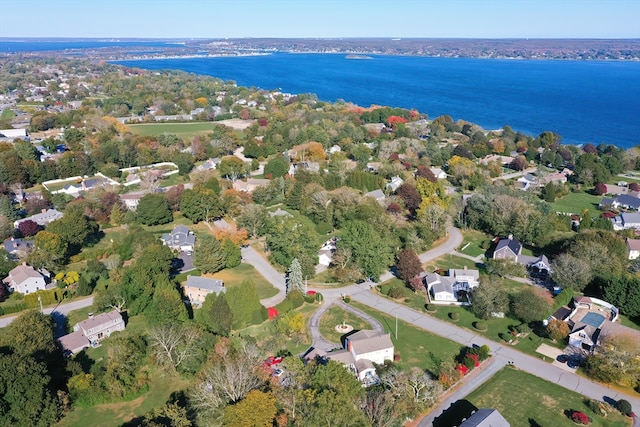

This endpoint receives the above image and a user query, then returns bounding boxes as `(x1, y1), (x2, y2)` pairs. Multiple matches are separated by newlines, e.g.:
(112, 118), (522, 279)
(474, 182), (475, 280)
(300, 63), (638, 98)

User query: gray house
(493, 235), (522, 261)
(73, 310), (125, 345)
(184, 275), (225, 305)
(161, 225), (195, 253)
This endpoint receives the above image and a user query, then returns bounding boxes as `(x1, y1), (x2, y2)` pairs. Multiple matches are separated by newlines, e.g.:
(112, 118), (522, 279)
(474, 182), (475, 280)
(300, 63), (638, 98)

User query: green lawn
(620, 315), (640, 331)
(463, 367), (631, 427)
(55, 374), (189, 427)
(159, 173), (188, 188)
(319, 305), (373, 344)
(128, 122), (219, 141)
(458, 229), (491, 258)
(550, 191), (601, 215)
(205, 263), (279, 300)
(349, 301), (463, 373)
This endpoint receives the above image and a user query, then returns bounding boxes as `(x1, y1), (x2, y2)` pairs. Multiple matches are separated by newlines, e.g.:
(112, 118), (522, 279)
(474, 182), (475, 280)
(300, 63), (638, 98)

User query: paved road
(0, 296), (94, 328)
(241, 245), (287, 307)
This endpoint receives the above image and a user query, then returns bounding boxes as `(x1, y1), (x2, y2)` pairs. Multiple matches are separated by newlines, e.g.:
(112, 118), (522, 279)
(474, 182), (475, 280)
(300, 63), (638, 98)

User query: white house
(184, 275), (225, 306)
(346, 330), (394, 366)
(3, 263), (46, 294)
(386, 176), (404, 192)
(423, 268), (480, 303)
(612, 212), (640, 230)
(73, 310), (125, 345)
(430, 167), (447, 179)
(14, 208), (63, 229)
(627, 238), (640, 260)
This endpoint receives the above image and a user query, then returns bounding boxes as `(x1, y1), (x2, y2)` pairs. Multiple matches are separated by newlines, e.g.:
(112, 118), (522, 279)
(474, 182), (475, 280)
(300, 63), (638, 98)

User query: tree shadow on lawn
(432, 399), (478, 427)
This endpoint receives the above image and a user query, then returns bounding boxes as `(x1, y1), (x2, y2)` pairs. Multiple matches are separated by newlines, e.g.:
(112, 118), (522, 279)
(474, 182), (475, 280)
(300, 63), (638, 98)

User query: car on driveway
(567, 358), (582, 369)
(556, 354), (570, 363)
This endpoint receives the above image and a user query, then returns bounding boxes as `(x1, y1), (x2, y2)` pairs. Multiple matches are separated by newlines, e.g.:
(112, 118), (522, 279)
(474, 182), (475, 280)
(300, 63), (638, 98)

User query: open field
(205, 263), (279, 300)
(550, 190), (601, 215)
(127, 122), (219, 140)
(463, 367), (631, 427)
(350, 301), (463, 372)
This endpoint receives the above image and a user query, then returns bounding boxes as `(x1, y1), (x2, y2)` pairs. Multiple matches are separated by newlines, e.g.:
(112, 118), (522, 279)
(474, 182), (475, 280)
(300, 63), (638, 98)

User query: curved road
(0, 296), (94, 328)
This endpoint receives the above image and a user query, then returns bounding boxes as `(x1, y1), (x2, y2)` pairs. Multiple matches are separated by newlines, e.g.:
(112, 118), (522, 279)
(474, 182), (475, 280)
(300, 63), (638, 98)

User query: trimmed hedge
(473, 321), (488, 331)
(449, 312), (460, 321)
(425, 304), (437, 312)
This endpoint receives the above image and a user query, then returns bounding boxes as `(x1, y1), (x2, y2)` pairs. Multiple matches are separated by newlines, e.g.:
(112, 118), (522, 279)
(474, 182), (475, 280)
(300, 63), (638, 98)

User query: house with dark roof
(611, 212), (640, 230)
(493, 235), (522, 261)
(14, 208), (63, 229)
(3, 237), (34, 259)
(458, 408), (510, 427)
(612, 194), (640, 210)
(423, 267), (480, 303)
(184, 275), (225, 305)
(161, 225), (195, 253)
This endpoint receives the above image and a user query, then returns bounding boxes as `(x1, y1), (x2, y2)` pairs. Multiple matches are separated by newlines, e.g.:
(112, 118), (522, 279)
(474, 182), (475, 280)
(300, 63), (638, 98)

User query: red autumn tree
(396, 248), (422, 284)
(416, 165), (438, 182)
(594, 182), (607, 195)
(18, 219), (39, 237)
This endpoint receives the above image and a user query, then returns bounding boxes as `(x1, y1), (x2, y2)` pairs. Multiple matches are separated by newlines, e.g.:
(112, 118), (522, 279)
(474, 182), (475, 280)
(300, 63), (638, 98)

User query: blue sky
(1, 0), (639, 39)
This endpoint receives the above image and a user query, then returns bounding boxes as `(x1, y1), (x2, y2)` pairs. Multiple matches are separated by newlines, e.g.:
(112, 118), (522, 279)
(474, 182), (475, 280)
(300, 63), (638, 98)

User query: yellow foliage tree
(492, 138), (506, 154)
(290, 142), (326, 162)
(214, 228), (248, 247)
(223, 389), (277, 427)
(101, 116), (130, 134)
(416, 177), (450, 208)
(195, 97), (208, 107)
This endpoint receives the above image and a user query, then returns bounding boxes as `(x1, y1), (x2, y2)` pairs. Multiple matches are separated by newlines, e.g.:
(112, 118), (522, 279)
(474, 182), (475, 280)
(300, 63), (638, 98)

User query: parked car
(556, 354), (570, 363)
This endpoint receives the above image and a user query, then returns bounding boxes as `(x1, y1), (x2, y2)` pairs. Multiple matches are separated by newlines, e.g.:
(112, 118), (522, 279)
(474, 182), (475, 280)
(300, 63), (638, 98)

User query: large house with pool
(551, 296), (617, 352)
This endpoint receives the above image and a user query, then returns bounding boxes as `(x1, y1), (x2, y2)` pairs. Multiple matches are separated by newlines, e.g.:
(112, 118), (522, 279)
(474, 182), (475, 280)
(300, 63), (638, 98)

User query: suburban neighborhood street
(0, 296), (94, 328)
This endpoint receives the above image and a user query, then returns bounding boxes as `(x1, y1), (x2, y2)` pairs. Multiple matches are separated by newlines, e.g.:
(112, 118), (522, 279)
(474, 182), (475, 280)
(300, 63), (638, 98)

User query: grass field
(128, 122), (219, 141)
(350, 301), (463, 372)
(319, 305), (373, 344)
(550, 190), (601, 215)
(462, 367), (631, 427)
(205, 263), (279, 300)
(458, 229), (491, 258)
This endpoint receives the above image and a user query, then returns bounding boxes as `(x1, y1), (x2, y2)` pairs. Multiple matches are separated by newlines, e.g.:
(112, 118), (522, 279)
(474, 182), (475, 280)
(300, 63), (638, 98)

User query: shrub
(570, 411), (590, 425)
(516, 323), (531, 334)
(343, 295), (351, 303)
(463, 356), (476, 370)
(425, 304), (437, 312)
(585, 399), (609, 417)
(304, 294), (315, 304)
(616, 399), (632, 416)
(379, 285), (391, 295)
(478, 344), (491, 360)
(287, 290), (305, 309)
(449, 312), (460, 321)
(275, 299), (293, 314)
(315, 292), (323, 303)
(388, 287), (406, 299)
(473, 321), (487, 331)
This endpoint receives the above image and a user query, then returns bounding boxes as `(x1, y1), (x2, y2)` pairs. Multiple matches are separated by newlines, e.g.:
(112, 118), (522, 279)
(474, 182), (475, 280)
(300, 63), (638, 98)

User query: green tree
(147, 281), (188, 324)
(136, 193), (172, 226)
(340, 220), (393, 280)
(264, 155), (290, 178)
(222, 238), (241, 269)
(510, 287), (551, 324)
(142, 402), (192, 427)
(218, 155), (247, 181)
(200, 292), (234, 336)
(287, 258), (304, 294)
(550, 253), (592, 292)
(226, 280), (266, 328)
(585, 334), (640, 387)
(180, 188), (222, 224)
(0, 194), (18, 221)
(236, 204), (268, 238)
(471, 279), (509, 320)
(34, 230), (68, 260)
(194, 234), (226, 274)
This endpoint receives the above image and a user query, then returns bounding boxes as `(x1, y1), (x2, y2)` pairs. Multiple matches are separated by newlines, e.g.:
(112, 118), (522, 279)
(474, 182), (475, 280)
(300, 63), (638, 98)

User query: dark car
(567, 358), (582, 369)
(556, 354), (570, 363)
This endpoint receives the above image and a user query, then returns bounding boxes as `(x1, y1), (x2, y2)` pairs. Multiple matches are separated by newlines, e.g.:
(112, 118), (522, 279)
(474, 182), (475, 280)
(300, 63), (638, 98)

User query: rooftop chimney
(508, 233), (513, 240)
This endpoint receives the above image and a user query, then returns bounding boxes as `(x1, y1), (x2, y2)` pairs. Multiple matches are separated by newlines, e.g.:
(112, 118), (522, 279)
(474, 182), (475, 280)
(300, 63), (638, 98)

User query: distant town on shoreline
(2, 37), (639, 61)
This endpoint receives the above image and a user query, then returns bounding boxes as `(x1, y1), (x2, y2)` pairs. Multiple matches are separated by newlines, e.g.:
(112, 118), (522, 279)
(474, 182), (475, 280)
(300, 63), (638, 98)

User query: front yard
(463, 367), (631, 427)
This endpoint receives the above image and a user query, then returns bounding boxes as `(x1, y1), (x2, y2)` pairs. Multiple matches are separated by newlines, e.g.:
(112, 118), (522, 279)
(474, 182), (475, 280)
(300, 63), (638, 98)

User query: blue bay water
(116, 53), (640, 148)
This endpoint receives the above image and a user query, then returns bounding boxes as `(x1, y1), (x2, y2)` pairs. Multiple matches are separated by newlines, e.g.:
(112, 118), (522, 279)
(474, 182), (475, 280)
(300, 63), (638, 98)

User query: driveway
(0, 296), (95, 328)
(241, 245), (287, 307)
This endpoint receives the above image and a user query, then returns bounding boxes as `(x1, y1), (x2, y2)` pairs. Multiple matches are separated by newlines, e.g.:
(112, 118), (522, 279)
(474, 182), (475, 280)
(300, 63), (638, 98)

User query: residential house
(14, 208), (63, 229)
(516, 173), (537, 191)
(268, 208), (293, 218)
(73, 310), (125, 346)
(493, 235), (552, 275)
(303, 330), (394, 383)
(430, 167), (447, 179)
(459, 408), (510, 427)
(317, 238), (337, 268)
(161, 225), (195, 253)
(58, 330), (90, 356)
(627, 238), (640, 260)
(424, 268), (480, 303)
(184, 275), (225, 305)
(55, 175), (119, 197)
(288, 161), (321, 176)
(539, 172), (568, 186)
(385, 176), (404, 192)
(492, 235), (522, 261)
(3, 237), (34, 259)
(120, 192), (144, 211)
(611, 212), (640, 230)
(478, 154), (514, 166)
(366, 162), (382, 172)
(3, 263), (46, 294)
(568, 323), (601, 351)
(195, 157), (221, 172)
(609, 194), (640, 210)
(232, 178), (270, 193)
(0, 128), (28, 141)
(364, 189), (385, 203)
